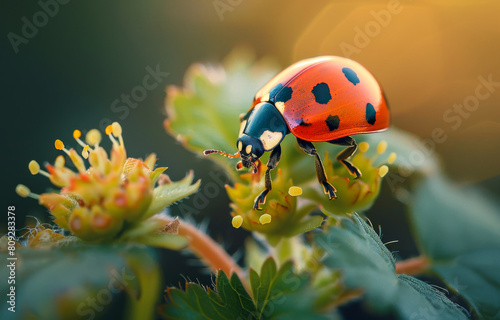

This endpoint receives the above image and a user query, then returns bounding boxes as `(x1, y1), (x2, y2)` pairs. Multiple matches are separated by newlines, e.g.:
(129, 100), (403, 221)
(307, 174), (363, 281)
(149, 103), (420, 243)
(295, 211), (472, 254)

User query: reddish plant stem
(395, 255), (430, 275)
(174, 218), (247, 287)
(331, 289), (364, 308)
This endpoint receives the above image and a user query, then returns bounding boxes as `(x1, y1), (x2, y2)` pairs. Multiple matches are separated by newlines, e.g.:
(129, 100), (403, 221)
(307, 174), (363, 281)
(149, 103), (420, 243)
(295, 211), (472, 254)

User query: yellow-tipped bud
(55, 139), (64, 150)
(377, 141), (387, 154)
(388, 152), (397, 164)
(232, 215), (243, 229)
(259, 214), (272, 225)
(73, 130), (82, 139)
(105, 125), (113, 136)
(288, 186), (303, 196)
(55, 155), (65, 168)
(29, 160), (40, 175)
(82, 145), (90, 159)
(358, 142), (369, 153)
(86, 129), (102, 146)
(378, 165), (389, 177)
(16, 184), (31, 198)
(111, 122), (122, 137)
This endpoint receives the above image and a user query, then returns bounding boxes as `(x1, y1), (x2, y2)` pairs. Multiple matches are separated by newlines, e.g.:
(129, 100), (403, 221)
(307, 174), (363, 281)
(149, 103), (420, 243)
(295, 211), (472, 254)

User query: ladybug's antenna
(251, 160), (259, 174)
(203, 149), (240, 158)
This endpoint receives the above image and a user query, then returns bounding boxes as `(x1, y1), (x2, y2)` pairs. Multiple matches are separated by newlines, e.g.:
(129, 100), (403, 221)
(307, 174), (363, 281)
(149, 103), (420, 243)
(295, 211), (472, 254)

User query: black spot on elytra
(311, 82), (332, 104)
(269, 83), (283, 98)
(342, 68), (360, 86)
(299, 119), (312, 127)
(325, 115), (340, 131)
(275, 86), (293, 103)
(366, 103), (376, 125)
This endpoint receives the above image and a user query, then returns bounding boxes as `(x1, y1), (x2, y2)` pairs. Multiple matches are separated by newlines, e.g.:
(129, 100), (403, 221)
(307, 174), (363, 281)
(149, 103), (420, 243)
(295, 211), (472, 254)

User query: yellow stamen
(377, 141), (387, 154)
(29, 160), (40, 175)
(82, 145), (90, 159)
(388, 152), (397, 164)
(259, 214), (272, 225)
(55, 155), (65, 168)
(112, 122), (122, 136)
(28, 160), (51, 178)
(16, 184), (31, 197)
(85, 129), (102, 147)
(73, 130), (81, 139)
(288, 186), (303, 196)
(105, 125), (113, 136)
(54, 139), (72, 157)
(15, 184), (39, 200)
(358, 142), (369, 153)
(232, 215), (243, 229)
(105, 124), (118, 146)
(54, 139), (65, 151)
(112, 122), (124, 146)
(73, 129), (88, 148)
(378, 165), (389, 177)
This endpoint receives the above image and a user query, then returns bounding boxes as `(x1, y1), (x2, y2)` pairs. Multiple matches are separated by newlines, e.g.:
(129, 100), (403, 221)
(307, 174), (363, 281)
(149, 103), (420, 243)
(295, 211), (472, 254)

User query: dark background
(1, 0), (500, 316)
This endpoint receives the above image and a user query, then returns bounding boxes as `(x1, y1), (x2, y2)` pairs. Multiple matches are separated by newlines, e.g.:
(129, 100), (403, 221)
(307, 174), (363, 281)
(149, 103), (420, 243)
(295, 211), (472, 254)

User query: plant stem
(395, 255), (429, 275)
(157, 216), (247, 286)
(274, 237), (295, 267)
(331, 289), (364, 308)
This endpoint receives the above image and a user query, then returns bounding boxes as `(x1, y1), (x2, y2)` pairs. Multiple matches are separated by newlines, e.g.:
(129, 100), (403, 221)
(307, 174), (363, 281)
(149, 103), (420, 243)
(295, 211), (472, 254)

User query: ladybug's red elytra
(204, 56), (390, 210)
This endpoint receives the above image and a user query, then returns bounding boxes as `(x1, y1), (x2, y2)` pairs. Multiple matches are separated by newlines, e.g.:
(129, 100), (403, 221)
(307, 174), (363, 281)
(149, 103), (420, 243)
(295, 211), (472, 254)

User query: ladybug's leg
(253, 145), (281, 210)
(296, 138), (337, 200)
(328, 136), (362, 179)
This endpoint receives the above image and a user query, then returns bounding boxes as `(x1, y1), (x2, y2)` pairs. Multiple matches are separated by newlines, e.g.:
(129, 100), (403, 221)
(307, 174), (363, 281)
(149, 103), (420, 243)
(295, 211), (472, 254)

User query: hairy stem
(395, 255), (430, 275)
(157, 215), (247, 286)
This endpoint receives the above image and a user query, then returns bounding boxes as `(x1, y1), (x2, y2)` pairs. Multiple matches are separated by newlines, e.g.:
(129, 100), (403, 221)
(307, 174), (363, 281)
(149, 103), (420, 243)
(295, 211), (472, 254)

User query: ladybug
(204, 56), (390, 210)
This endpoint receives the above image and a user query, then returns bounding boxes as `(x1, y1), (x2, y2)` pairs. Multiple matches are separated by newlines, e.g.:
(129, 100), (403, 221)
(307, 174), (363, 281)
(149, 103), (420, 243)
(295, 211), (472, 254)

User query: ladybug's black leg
(296, 138), (337, 200)
(328, 136), (362, 179)
(253, 145), (281, 210)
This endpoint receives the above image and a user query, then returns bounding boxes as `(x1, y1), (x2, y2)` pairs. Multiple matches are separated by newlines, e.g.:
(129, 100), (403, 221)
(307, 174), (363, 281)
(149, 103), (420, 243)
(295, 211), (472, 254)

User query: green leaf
(315, 214), (469, 320)
(144, 171), (201, 219)
(0, 244), (160, 320)
(409, 174), (500, 319)
(163, 271), (257, 320)
(285, 215), (324, 239)
(250, 258), (328, 320)
(161, 258), (328, 320)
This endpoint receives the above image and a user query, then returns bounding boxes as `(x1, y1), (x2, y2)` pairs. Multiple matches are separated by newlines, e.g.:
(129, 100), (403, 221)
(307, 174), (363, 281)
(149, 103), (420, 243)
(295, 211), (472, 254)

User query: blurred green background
(2, 0), (500, 308)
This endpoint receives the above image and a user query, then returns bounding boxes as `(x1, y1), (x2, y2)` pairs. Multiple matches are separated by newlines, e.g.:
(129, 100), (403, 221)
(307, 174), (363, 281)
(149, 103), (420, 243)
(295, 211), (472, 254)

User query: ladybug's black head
(237, 134), (264, 168)
(202, 102), (287, 173)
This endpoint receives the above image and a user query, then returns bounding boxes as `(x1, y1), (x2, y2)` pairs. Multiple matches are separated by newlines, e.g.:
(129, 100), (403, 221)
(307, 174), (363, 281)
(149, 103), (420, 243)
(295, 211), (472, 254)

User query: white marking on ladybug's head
(238, 141), (243, 151)
(260, 93), (270, 102)
(275, 101), (285, 113)
(260, 130), (283, 151)
(238, 120), (247, 137)
(245, 145), (252, 154)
